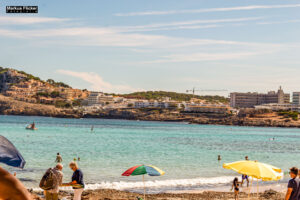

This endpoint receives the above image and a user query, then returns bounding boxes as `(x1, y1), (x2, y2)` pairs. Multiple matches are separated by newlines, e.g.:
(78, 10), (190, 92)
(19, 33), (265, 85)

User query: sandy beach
(30, 183), (288, 199)
(30, 188), (285, 200)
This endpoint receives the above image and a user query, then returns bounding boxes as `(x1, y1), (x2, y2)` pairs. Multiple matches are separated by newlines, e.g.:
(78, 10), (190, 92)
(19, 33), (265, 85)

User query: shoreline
(3, 112), (300, 129)
(30, 188), (286, 200)
(28, 181), (287, 199)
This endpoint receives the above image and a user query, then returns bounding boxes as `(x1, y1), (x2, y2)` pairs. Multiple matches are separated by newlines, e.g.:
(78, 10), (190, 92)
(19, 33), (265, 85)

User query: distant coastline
(1, 93), (300, 128)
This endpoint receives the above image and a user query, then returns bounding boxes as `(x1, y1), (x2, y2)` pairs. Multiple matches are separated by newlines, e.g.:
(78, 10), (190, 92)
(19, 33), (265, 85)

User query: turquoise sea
(0, 115), (299, 192)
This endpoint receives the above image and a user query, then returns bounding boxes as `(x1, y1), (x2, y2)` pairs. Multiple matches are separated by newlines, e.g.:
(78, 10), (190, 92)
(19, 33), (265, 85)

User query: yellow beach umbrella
(223, 160), (282, 199)
(223, 160), (282, 181)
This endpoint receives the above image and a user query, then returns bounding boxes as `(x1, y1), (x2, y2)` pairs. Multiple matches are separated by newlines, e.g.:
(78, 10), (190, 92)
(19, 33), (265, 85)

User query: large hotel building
(230, 86), (290, 108)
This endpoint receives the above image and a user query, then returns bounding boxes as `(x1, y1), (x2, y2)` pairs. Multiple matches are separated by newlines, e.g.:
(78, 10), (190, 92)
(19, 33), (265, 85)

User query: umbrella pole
(248, 177), (253, 200)
(257, 179), (259, 199)
(143, 174), (146, 200)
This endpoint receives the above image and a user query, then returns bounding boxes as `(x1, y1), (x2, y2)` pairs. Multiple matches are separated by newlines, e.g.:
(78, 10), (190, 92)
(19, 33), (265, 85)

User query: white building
(134, 100), (180, 109)
(185, 104), (230, 114)
(293, 92), (300, 105)
(87, 92), (104, 106)
(255, 103), (300, 112)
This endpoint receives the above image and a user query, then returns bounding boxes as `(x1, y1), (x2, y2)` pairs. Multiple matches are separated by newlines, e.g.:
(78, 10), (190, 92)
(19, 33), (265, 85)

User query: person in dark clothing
(65, 162), (84, 200)
(231, 177), (242, 200)
(285, 167), (300, 200)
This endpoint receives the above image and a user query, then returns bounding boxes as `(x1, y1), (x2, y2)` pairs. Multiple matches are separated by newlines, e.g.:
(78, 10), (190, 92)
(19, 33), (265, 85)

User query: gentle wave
(31, 176), (235, 192)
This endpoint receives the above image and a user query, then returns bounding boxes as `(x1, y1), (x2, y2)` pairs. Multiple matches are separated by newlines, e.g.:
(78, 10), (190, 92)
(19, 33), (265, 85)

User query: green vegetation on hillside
(0, 66), (71, 88)
(278, 111), (299, 121)
(0, 67), (8, 74)
(18, 70), (42, 81)
(46, 79), (71, 88)
(119, 91), (229, 103)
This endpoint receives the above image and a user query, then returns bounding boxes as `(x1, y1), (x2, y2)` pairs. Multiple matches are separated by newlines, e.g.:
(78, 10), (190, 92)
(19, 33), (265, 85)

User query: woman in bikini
(231, 177), (242, 200)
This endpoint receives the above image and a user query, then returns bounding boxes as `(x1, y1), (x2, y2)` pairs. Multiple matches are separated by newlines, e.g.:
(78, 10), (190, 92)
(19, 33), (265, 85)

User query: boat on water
(26, 126), (37, 130)
(26, 122), (37, 130)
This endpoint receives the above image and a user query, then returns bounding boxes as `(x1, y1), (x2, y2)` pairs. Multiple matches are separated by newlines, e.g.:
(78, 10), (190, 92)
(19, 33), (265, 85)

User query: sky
(0, 0), (300, 96)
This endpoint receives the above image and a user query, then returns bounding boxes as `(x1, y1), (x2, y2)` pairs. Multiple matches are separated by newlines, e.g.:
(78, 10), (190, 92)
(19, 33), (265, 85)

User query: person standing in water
(55, 153), (62, 163)
(91, 125), (94, 132)
(241, 156), (249, 187)
(218, 155), (221, 161)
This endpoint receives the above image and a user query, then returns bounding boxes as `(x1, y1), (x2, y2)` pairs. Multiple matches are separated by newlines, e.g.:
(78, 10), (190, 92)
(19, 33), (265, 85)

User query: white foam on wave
(84, 176), (235, 190)
(30, 176), (235, 192)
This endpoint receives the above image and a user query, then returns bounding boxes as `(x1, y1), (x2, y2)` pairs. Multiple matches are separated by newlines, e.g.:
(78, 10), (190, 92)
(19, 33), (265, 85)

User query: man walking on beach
(285, 167), (300, 200)
(55, 153), (62, 163)
(44, 164), (63, 200)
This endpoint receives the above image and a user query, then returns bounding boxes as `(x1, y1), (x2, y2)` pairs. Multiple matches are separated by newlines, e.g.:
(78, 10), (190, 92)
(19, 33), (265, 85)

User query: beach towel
(0, 135), (26, 168)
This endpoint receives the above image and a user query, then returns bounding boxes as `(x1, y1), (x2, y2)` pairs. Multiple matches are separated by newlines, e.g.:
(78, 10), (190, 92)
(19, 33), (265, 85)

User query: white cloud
(0, 16), (69, 25)
(114, 17), (261, 32)
(144, 51), (274, 63)
(56, 69), (138, 93)
(115, 4), (300, 16)
(0, 26), (281, 49)
(257, 19), (300, 25)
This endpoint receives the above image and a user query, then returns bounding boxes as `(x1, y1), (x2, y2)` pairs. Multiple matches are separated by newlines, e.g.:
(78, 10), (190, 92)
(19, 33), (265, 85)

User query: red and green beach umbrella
(122, 165), (165, 199)
(122, 164), (165, 177)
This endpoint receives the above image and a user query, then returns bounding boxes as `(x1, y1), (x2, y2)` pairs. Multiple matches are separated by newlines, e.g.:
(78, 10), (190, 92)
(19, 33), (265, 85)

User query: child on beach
(231, 177), (241, 200)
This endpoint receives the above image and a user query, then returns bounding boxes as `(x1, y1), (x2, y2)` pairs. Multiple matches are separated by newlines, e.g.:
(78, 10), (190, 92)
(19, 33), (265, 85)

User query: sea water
(0, 115), (299, 193)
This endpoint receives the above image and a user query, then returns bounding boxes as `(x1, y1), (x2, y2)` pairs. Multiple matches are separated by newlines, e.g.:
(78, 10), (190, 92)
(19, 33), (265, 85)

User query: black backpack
(39, 168), (55, 190)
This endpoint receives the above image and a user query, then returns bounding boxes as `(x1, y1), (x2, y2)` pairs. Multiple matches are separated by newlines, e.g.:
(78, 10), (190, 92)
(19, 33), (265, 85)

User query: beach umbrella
(0, 135), (26, 168)
(122, 165), (165, 200)
(223, 160), (282, 198)
(223, 160), (282, 181)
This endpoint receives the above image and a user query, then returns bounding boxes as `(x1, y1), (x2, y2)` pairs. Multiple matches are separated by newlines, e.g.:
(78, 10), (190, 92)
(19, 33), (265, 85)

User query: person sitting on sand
(285, 167), (300, 200)
(231, 177), (242, 200)
(55, 153), (62, 163)
(63, 162), (84, 200)
(0, 167), (32, 200)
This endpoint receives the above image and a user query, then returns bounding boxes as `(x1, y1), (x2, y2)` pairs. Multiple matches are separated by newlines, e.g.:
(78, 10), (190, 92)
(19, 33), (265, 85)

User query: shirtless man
(0, 167), (32, 200)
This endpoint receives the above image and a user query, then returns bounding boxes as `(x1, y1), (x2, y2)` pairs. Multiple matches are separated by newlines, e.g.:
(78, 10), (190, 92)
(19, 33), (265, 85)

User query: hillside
(0, 67), (89, 107)
(0, 94), (80, 118)
(119, 91), (229, 103)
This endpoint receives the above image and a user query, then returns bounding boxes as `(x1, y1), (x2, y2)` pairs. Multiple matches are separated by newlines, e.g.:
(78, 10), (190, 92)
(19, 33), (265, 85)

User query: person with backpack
(40, 164), (63, 200)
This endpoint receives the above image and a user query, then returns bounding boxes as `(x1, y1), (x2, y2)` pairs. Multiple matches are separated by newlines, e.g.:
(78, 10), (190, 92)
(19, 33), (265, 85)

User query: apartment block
(230, 86), (290, 108)
(293, 92), (300, 105)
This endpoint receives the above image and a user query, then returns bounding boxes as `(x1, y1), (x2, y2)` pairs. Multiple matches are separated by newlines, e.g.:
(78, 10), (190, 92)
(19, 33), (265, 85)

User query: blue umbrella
(0, 135), (26, 168)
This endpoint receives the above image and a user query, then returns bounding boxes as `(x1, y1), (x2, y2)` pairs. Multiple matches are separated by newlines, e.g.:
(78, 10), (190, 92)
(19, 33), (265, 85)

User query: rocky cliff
(0, 94), (80, 118)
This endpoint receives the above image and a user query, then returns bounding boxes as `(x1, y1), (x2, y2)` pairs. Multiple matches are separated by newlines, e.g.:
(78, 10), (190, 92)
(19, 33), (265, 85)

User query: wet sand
(30, 188), (285, 200)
